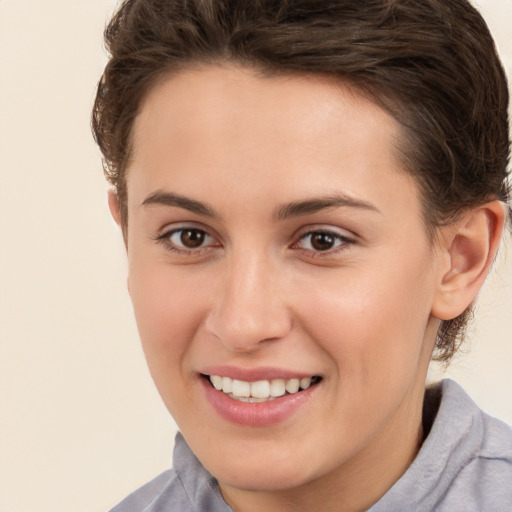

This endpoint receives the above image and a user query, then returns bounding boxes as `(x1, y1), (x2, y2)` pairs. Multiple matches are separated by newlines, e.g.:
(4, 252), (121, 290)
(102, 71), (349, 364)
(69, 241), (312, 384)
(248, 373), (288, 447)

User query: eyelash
(155, 226), (356, 258)
(292, 230), (355, 257)
(156, 227), (218, 255)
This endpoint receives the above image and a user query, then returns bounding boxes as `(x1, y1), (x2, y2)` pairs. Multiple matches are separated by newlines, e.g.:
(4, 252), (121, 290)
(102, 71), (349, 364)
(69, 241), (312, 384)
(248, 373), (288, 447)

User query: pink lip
(200, 375), (319, 427)
(200, 365), (317, 382)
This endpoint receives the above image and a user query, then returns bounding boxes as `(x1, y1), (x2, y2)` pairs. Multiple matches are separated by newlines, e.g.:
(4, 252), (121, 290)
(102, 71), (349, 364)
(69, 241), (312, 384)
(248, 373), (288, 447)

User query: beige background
(0, 1), (511, 511)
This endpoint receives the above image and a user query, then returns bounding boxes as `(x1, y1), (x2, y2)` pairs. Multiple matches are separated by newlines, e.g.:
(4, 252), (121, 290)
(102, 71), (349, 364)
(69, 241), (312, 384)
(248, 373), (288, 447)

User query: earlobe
(432, 201), (506, 321)
(108, 189), (122, 226)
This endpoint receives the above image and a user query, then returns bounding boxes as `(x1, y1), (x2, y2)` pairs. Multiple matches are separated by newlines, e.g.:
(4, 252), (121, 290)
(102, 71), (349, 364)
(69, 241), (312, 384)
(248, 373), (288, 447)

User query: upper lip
(199, 366), (319, 382)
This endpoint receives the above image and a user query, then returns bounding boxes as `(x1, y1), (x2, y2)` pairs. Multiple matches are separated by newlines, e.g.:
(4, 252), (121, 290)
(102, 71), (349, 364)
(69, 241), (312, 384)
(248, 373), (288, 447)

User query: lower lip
(200, 377), (318, 427)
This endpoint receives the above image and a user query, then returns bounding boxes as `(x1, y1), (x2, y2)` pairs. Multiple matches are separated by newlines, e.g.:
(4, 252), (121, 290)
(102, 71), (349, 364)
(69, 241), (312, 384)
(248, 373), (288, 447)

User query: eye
(170, 228), (209, 248)
(295, 229), (354, 253)
(158, 227), (218, 253)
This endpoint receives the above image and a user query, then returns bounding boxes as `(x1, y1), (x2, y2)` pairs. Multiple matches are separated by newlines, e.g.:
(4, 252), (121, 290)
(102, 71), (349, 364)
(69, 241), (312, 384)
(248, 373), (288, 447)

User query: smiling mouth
(203, 374), (322, 403)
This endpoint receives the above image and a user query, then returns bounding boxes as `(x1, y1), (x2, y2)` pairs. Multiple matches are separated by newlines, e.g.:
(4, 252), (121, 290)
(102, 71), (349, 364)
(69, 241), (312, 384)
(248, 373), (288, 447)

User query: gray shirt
(110, 380), (512, 511)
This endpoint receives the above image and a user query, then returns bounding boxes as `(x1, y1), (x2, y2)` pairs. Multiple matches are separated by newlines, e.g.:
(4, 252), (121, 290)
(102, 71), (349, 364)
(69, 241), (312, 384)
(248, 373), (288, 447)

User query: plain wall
(0, 1), (510, 510)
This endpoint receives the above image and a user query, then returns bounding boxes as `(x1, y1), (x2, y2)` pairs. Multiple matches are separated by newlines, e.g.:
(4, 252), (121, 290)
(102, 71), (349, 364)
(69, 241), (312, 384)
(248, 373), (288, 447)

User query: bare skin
(109, 65), (504, 511)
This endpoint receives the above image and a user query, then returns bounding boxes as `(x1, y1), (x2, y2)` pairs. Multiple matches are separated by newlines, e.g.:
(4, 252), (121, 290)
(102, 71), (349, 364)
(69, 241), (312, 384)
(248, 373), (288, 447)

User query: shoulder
(436, 379), (512, 463)
(109, 468), (192, 512)
(109, 433), (230, 512)
(438, 380), (512, 510)
(372, 379), (512, 512)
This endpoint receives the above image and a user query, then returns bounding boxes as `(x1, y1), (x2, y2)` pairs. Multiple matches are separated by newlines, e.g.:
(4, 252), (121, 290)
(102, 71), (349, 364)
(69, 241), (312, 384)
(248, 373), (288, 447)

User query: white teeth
(270, 379), (286, 397)
(300, 377), (311, 390)
(210, 375), (223, 390)
(285, 378), (300, 394)
(251, 380), (270, 399)
(232, 379), (251, 397)
(234, 396), (272, 403)
(209, 374), (319, 400)
(222, 376), (233, 393)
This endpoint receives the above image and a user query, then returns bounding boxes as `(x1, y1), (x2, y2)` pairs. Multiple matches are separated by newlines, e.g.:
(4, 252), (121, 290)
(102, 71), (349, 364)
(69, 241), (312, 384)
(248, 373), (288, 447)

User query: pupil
(181, 230), (205, 248)
(311, 233), (334, 251)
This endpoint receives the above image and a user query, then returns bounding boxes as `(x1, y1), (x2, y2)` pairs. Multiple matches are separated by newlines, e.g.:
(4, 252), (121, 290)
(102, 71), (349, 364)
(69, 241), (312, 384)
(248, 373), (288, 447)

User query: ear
(432, 200), (506, 321)
(108, 189), (122, 226)
(108, 189), (131, 293)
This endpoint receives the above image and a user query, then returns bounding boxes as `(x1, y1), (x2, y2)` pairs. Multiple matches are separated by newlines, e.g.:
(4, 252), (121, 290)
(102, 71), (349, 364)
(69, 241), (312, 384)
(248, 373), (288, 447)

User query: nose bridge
(206, 246), (291, 351)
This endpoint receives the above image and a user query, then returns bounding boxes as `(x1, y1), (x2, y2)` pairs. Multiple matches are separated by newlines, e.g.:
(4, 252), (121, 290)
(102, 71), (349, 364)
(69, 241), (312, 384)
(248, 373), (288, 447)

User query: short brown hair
(92, 0), (511, 362)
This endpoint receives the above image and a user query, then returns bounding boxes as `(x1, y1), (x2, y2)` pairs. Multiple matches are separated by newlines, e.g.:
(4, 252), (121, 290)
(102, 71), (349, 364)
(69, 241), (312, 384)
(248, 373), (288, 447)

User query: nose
(204, 251), (293, 352)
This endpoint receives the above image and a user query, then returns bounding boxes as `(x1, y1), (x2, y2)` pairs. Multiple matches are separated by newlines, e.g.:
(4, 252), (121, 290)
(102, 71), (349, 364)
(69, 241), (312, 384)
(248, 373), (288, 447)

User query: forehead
(128, 65), (419, 219)
(131, 65), (399, 162)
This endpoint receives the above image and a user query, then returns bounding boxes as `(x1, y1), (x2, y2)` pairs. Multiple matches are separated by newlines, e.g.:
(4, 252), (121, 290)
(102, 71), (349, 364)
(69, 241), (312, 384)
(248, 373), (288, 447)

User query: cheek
(127, 257), (206, 385)
(294, 267), (434, 438)
(297, 259), (435, 380)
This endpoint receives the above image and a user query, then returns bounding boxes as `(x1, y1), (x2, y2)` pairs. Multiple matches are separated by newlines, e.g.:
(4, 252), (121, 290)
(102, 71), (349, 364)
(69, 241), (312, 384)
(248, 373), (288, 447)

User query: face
(122, 66), (444, 501)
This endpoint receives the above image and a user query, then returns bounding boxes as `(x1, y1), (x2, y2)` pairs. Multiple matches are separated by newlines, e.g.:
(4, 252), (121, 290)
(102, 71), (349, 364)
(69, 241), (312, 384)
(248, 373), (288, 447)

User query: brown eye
(296, 230), (354, 253)
(167, 228), (214, 251)
(310, 232), (336, 251)
(180, 229), (205, 248)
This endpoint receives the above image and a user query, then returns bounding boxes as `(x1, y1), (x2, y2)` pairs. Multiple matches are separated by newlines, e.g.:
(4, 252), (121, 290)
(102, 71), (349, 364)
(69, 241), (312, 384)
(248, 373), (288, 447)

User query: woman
(92, 0), (512, 510)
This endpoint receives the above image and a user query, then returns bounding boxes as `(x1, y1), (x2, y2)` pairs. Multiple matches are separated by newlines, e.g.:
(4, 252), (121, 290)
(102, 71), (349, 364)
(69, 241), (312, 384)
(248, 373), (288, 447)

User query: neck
(220, 384), (426, 512)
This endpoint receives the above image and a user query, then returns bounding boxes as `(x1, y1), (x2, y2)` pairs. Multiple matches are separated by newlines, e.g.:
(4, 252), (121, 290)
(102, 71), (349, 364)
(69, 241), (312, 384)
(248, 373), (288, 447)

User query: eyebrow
(141, 190), (380, 220)
(275, 194), (381, 220)
(141, 191), (219, 218)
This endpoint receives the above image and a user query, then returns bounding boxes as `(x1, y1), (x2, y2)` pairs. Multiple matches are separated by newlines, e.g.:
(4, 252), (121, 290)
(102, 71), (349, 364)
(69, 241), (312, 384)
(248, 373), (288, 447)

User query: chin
(218, 471), (309, 493)
(206, 452), (319, 493)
